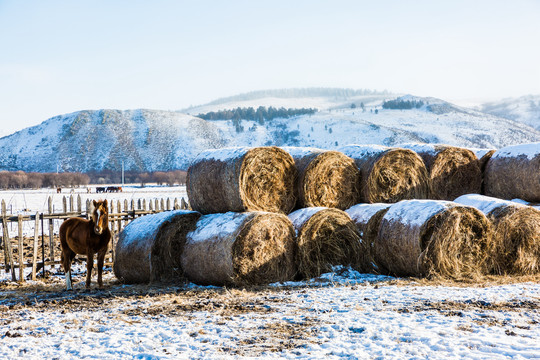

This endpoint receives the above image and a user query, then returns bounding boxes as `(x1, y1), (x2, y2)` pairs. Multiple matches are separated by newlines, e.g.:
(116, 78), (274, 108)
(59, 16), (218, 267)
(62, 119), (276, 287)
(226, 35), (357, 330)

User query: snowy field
(1, 187), (539, 359)
(1, 267), (539, 359)
(0, 185), (188, 237)
(0, 184), (188, 214)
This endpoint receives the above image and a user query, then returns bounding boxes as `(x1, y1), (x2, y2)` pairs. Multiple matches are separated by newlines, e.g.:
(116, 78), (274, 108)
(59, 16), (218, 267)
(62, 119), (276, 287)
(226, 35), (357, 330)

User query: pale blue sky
(1, 0), (539, 135)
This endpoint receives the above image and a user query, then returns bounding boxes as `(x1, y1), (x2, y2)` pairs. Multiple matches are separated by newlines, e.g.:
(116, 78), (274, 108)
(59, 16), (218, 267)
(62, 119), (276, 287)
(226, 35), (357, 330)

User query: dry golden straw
(289, 207), (362, 279)
(114, 210), (201, 284)
(187, 146), (297, 214)
(181, 212), (296, 286)
(375, 200), (492, 278)
(484, 143), (540, 202)
(346, 203), (392, 274)
(340, 144), (429, 203)
(455, 194), (540, 275)
(284, 147), (361, 210)
(400, 144), (482, 200)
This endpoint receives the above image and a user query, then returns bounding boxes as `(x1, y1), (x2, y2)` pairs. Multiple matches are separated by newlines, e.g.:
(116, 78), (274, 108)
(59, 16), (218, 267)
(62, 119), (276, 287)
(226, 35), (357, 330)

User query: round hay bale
(455, 194), (540, 275)
(376, 200), (492, 278)
(113, 210), (201, 284)
(339, 144), (429, 203)
(346, 203), (392, 273)
(400, 144), (482, 200)
(283, 147), (361, 209)
(181, 212), (296, 286)
(187, 146), (297, 214)
(484, 142), (540, 202)
(289, 207), (362, 278)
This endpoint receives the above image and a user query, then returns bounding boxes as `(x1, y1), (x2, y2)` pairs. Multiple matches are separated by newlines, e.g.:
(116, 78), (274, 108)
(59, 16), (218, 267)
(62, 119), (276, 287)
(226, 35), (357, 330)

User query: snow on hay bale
(283, 147), (360, 210)
(289, 207), (362, 278)
(187, 146), (297, 214)
(455, 194), (540, 275)
(346, 203), (392, 273)
(114, 210), (201, 284)
(375, 200), (492, 278)
(400, 143), (482, 200)
(339, 144), (429, 203)
(181, 211), (296, 286)
(484, 142), (540, 202)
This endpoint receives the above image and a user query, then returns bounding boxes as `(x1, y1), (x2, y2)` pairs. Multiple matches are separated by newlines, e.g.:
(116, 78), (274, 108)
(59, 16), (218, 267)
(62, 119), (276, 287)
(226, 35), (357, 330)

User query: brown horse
(59, 199), (111, 290)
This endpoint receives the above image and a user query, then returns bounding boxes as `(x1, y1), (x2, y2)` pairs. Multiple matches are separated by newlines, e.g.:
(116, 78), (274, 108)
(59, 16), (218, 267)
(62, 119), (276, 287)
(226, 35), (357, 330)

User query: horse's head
(92, 199), (109, 235)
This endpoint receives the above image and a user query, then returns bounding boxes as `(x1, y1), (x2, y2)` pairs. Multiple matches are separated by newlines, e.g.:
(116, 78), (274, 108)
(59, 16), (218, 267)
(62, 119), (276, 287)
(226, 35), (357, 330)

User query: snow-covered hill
(480, 95), (540, 130)
(1, 91), (539, 173)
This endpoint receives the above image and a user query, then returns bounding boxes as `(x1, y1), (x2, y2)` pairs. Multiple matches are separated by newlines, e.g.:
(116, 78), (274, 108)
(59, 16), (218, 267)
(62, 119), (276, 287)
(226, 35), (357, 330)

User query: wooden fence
(0, 194), (190, 283)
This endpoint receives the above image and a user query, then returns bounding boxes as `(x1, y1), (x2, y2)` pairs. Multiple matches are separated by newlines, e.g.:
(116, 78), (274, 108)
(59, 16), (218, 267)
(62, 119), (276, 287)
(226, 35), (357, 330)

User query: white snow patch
(339, 144), (389, 159)
(186, 212), (252, 243)
(383, 200), (456, 227)
(288, 207), (327, 230)
(120, 210), (198, 246)
(346, 203), (392, 225)
(455, 194), (527, 214)
(492, 142), (540, 160)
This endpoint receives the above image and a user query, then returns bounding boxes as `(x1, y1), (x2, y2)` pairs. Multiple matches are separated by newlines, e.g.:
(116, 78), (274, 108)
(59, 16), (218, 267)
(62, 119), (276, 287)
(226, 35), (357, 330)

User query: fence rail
(0, 194), (190, 283)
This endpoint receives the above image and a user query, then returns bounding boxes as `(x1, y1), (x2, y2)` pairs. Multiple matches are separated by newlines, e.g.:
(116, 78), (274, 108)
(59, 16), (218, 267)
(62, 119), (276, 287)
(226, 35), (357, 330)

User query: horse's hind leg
(60, 227), (76, 291)
(86, 250), (95, 289)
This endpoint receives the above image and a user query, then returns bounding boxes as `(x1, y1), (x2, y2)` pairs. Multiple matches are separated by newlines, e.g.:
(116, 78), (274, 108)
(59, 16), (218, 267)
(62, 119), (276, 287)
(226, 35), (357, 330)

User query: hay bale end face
(283, 147), (361, 210)
(181, 212), (296, 286)
(401, 144), (482, 200)
(455, 194), (540, 275)
(346, 203), (392, 273)
(484, 142), (540, 202)
(289, 207), (363, 278)
(187, 146), (297, 214)
(376, 200), (491, 278)
(114, 210), (201, 284)
(339, 144), (429, 203)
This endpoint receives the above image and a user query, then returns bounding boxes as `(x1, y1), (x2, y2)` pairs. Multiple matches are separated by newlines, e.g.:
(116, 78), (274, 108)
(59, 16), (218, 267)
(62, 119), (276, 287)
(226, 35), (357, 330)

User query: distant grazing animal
(96, 187), (106, 193)
(57, 187), (62, 193)
(59, 199), (111, 290)
(106, 186), (122, 193)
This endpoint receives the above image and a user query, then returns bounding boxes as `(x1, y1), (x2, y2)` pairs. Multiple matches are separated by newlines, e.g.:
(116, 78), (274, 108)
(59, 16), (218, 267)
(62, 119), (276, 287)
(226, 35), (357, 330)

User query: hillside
(1, 91), (539, 173)
(480, 95), (540, 130)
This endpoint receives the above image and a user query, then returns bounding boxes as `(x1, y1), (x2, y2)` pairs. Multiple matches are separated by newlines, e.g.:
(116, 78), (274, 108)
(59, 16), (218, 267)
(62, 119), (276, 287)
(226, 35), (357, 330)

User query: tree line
(0, 170), (187, 189)
(197, 106), (317, 124)
(382, 99), (425, 110)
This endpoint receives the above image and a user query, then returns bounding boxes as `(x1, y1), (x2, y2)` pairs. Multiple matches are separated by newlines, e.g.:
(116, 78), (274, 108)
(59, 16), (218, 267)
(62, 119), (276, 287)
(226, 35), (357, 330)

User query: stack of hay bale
(114, 141), (540, 285)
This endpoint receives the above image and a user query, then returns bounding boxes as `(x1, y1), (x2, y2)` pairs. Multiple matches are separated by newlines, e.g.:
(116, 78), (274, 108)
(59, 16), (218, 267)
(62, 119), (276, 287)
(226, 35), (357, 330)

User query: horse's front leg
(97, 248), (107, 289)
(86, 250), (95, 289)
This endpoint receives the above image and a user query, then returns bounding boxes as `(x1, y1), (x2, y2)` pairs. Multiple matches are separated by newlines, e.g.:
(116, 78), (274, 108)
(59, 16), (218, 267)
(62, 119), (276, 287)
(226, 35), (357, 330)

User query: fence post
(155, 199), (159, 212)
(149, 200), (153, 212)
(174, 198), (179, 210)
(48, 197), (54, 265)
(142, 199), (146, 211)
(69, 195), (74, 212)
(77, 195), (82, 213)
(166, 198), (171, 211)
(63, 196), (67, 213)
(181, 197), (188, 210)
(32, 212), (39, 281)
(18, 214), (24, 283)
(2, 200), (16, 281)
(117, 200), (122, 234)
(109, 201), (115, 263)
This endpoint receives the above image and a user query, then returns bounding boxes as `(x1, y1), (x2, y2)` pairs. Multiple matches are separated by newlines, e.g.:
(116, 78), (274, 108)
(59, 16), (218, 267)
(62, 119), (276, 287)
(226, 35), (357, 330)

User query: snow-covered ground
(1, 267), (539, 359)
